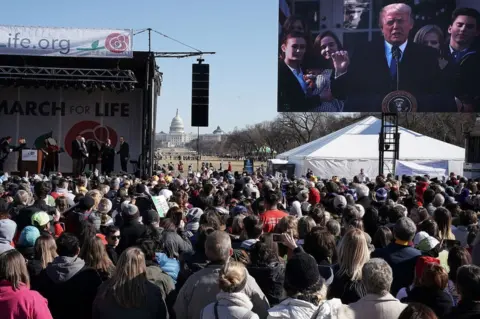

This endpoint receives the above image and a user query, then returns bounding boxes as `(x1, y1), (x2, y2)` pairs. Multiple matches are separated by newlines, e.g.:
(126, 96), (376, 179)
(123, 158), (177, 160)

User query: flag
(34, 131), (53, 150)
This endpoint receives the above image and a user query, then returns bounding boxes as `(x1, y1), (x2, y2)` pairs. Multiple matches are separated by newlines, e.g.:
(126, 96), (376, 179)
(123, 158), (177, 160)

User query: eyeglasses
(110, 236), (120, 240)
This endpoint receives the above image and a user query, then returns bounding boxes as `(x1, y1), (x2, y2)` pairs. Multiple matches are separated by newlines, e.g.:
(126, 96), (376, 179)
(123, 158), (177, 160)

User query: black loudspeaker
(191, 63), (209, 127)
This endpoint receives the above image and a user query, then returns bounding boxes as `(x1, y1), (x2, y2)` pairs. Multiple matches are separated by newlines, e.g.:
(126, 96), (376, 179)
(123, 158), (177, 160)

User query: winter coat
(327, 264), (367, 304)
(341, 293), (407, 319)
(33, 256), (102, 319)
(247, 262), (287, 306)
(402, 286), (453, 317)
(92, 279), (168, 319)
(201, 292), (259, 319)
(156, 252), (180, 283)
(117, 219), (146, 255)
(145, 260), (175, 301)
(174, 263), (270, 319)
(267, 297), (343, 319)
(0, 281), (53, 319)
(444, 301), (480, 319)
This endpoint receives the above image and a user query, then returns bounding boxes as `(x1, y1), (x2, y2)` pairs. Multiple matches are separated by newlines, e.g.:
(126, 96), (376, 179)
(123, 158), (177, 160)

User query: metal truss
(0, 65), (138, 83)
(154, 51), (215, 59)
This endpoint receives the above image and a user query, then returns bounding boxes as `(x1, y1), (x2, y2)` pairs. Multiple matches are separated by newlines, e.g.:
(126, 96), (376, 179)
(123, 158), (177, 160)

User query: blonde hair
(101, 247), (147, 308)
(414, 25), (444, 45)
(337, 228), (370, 281)
(274, 215), (299, 239)
(219, 261), (247, 293)
(0, 250), (30, 290)
(35, 234), (58, 269)
(86, 190), (102, 210)
(379, 3), (413, 27)
(79, 236), (114, 275)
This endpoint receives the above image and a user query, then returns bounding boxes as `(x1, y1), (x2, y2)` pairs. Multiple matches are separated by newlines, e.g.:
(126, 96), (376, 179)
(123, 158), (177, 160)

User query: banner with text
(0, 25), (133, 58)
(0, 87), (143, 173)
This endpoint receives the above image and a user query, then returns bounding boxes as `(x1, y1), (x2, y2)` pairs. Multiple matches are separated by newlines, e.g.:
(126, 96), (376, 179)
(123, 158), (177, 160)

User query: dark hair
(137, 239), (158, 261)
(363, 207), (379, 238)
(372, 226), (393, 249)
(264, 190), (282, 207)
(313, 30), (343, 54)
(249, 241), (279, 266)
(105, 225), (120, 236)
(56, 233), (80, 257)
(398, 303), (438, 319)
(448, 246), (472, 282)
(418, 219), (439, 239)
(34, 181), (49, 199)
(199, 211), (222, 230)
(459, 210), (477, 226)
(415, 207), (429, 223)
(342, 205), (360, 225)
(456, 265), (480, 301)
(283, 14), (310, 35)
(161, 218), (177, 232)
(309, 205), (326, 227)
(423, 189), (436, 204)
(347, 218), (364, 232)
(243, 215), (263, 240)
(303, 230), (336, 264)
(451, 7), (480, 28)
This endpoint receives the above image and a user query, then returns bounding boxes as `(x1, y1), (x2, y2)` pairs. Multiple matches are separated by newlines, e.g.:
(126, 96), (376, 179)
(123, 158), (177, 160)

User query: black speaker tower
(191, 59), (209, 127)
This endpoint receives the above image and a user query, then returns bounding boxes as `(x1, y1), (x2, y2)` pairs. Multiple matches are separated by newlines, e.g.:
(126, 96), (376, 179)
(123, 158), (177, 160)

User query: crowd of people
(0, 165), (480, 319)
(278, 4), (480, 112)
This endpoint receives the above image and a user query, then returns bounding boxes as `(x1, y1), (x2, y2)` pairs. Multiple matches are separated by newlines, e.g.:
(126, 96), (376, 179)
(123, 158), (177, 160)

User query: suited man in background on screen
(331, 3), (454, 112)
(117, 136), (129, 173)
(71, 135), (85, 177)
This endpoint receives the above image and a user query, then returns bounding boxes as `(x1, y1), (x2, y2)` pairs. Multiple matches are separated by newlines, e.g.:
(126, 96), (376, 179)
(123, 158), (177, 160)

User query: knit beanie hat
(415, 256), (440, 280)
(376, 188), (388, 202)
(333, 195), (347, 209)
(285, 252), (323, 292)
(18, 226), (40, 247)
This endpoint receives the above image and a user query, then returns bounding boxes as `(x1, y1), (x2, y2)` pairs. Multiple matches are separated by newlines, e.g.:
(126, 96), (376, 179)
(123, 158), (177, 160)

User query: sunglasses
(110, 236), (120, 240)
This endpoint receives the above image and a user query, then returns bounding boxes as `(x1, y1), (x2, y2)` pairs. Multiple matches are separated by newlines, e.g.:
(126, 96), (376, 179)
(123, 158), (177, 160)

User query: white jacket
(201, 292), (259, 319)
(267, 297), (343, 319)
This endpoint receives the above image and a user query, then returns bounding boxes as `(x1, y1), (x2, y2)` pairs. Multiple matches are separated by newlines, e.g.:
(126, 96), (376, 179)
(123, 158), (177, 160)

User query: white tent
(276, 116), (465, 179)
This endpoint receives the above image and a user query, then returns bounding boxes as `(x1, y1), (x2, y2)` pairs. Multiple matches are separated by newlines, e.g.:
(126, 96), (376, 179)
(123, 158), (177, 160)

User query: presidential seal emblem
(382, 90), (417, 113)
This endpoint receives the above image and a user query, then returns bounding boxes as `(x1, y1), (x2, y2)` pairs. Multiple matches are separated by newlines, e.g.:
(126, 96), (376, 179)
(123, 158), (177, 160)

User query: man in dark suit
(0, 136), (13, 172)
(277, 32), (327, 112)
(332, 3), (455, 112)
(441, 7), (480, 112)
(101, 139), (115, 175)
(71, 135), (86, 177)
(117, 136), (129, 173)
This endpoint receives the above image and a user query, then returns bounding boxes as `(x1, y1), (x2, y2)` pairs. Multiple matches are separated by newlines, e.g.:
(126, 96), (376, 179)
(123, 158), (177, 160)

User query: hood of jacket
(268, 297), (318, 319)
(216, 291), (254, 310)
(45, 256), (85, 283)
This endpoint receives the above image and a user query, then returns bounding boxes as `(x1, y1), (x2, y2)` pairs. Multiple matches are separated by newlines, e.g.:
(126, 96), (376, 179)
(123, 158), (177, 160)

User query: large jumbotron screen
(277, 0), (480, 113)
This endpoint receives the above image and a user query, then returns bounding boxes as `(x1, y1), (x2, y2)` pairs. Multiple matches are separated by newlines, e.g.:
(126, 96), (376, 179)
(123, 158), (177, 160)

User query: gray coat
(174, 264), (270, 319)
(201, 292), (259, 319)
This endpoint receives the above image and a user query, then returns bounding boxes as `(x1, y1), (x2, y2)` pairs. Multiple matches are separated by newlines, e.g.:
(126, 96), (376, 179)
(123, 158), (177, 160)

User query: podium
(19, 149), (42, 176)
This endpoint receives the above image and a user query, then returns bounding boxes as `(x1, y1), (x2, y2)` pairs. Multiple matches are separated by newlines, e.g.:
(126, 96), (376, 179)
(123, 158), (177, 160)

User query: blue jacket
(155, 252), (180, 283)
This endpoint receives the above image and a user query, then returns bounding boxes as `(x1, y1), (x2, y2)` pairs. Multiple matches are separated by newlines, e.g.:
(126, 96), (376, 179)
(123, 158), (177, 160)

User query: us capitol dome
(157, 109), (227, 148)
(157, 109), (194, 147)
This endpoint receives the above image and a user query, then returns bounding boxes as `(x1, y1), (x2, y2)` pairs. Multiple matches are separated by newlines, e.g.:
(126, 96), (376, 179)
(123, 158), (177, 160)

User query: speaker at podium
(19, 149), (43, 176)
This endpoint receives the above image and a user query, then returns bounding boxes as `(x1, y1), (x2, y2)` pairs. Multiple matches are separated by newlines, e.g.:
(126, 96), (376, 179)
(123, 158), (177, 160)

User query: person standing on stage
(0, 136), (26, 173)
(71, 135), (86, 177)
(87, 140), (100, 172)
(101, 139), (115, 175)
(117, 136), (129, 173)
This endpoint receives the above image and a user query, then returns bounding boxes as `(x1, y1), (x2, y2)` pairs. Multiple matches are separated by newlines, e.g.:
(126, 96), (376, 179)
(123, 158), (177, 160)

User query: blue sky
(2, 0), (279, 134)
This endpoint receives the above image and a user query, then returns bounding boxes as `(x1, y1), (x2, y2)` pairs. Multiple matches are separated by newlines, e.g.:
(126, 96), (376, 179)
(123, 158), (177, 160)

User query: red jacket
(0, 281), (53, 319)
(308, 187), (321, 205)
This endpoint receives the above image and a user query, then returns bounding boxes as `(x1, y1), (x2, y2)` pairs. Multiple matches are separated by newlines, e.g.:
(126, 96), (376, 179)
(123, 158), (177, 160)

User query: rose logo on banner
(64, 121), (118, 157)
(105, 33), (130, 53)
